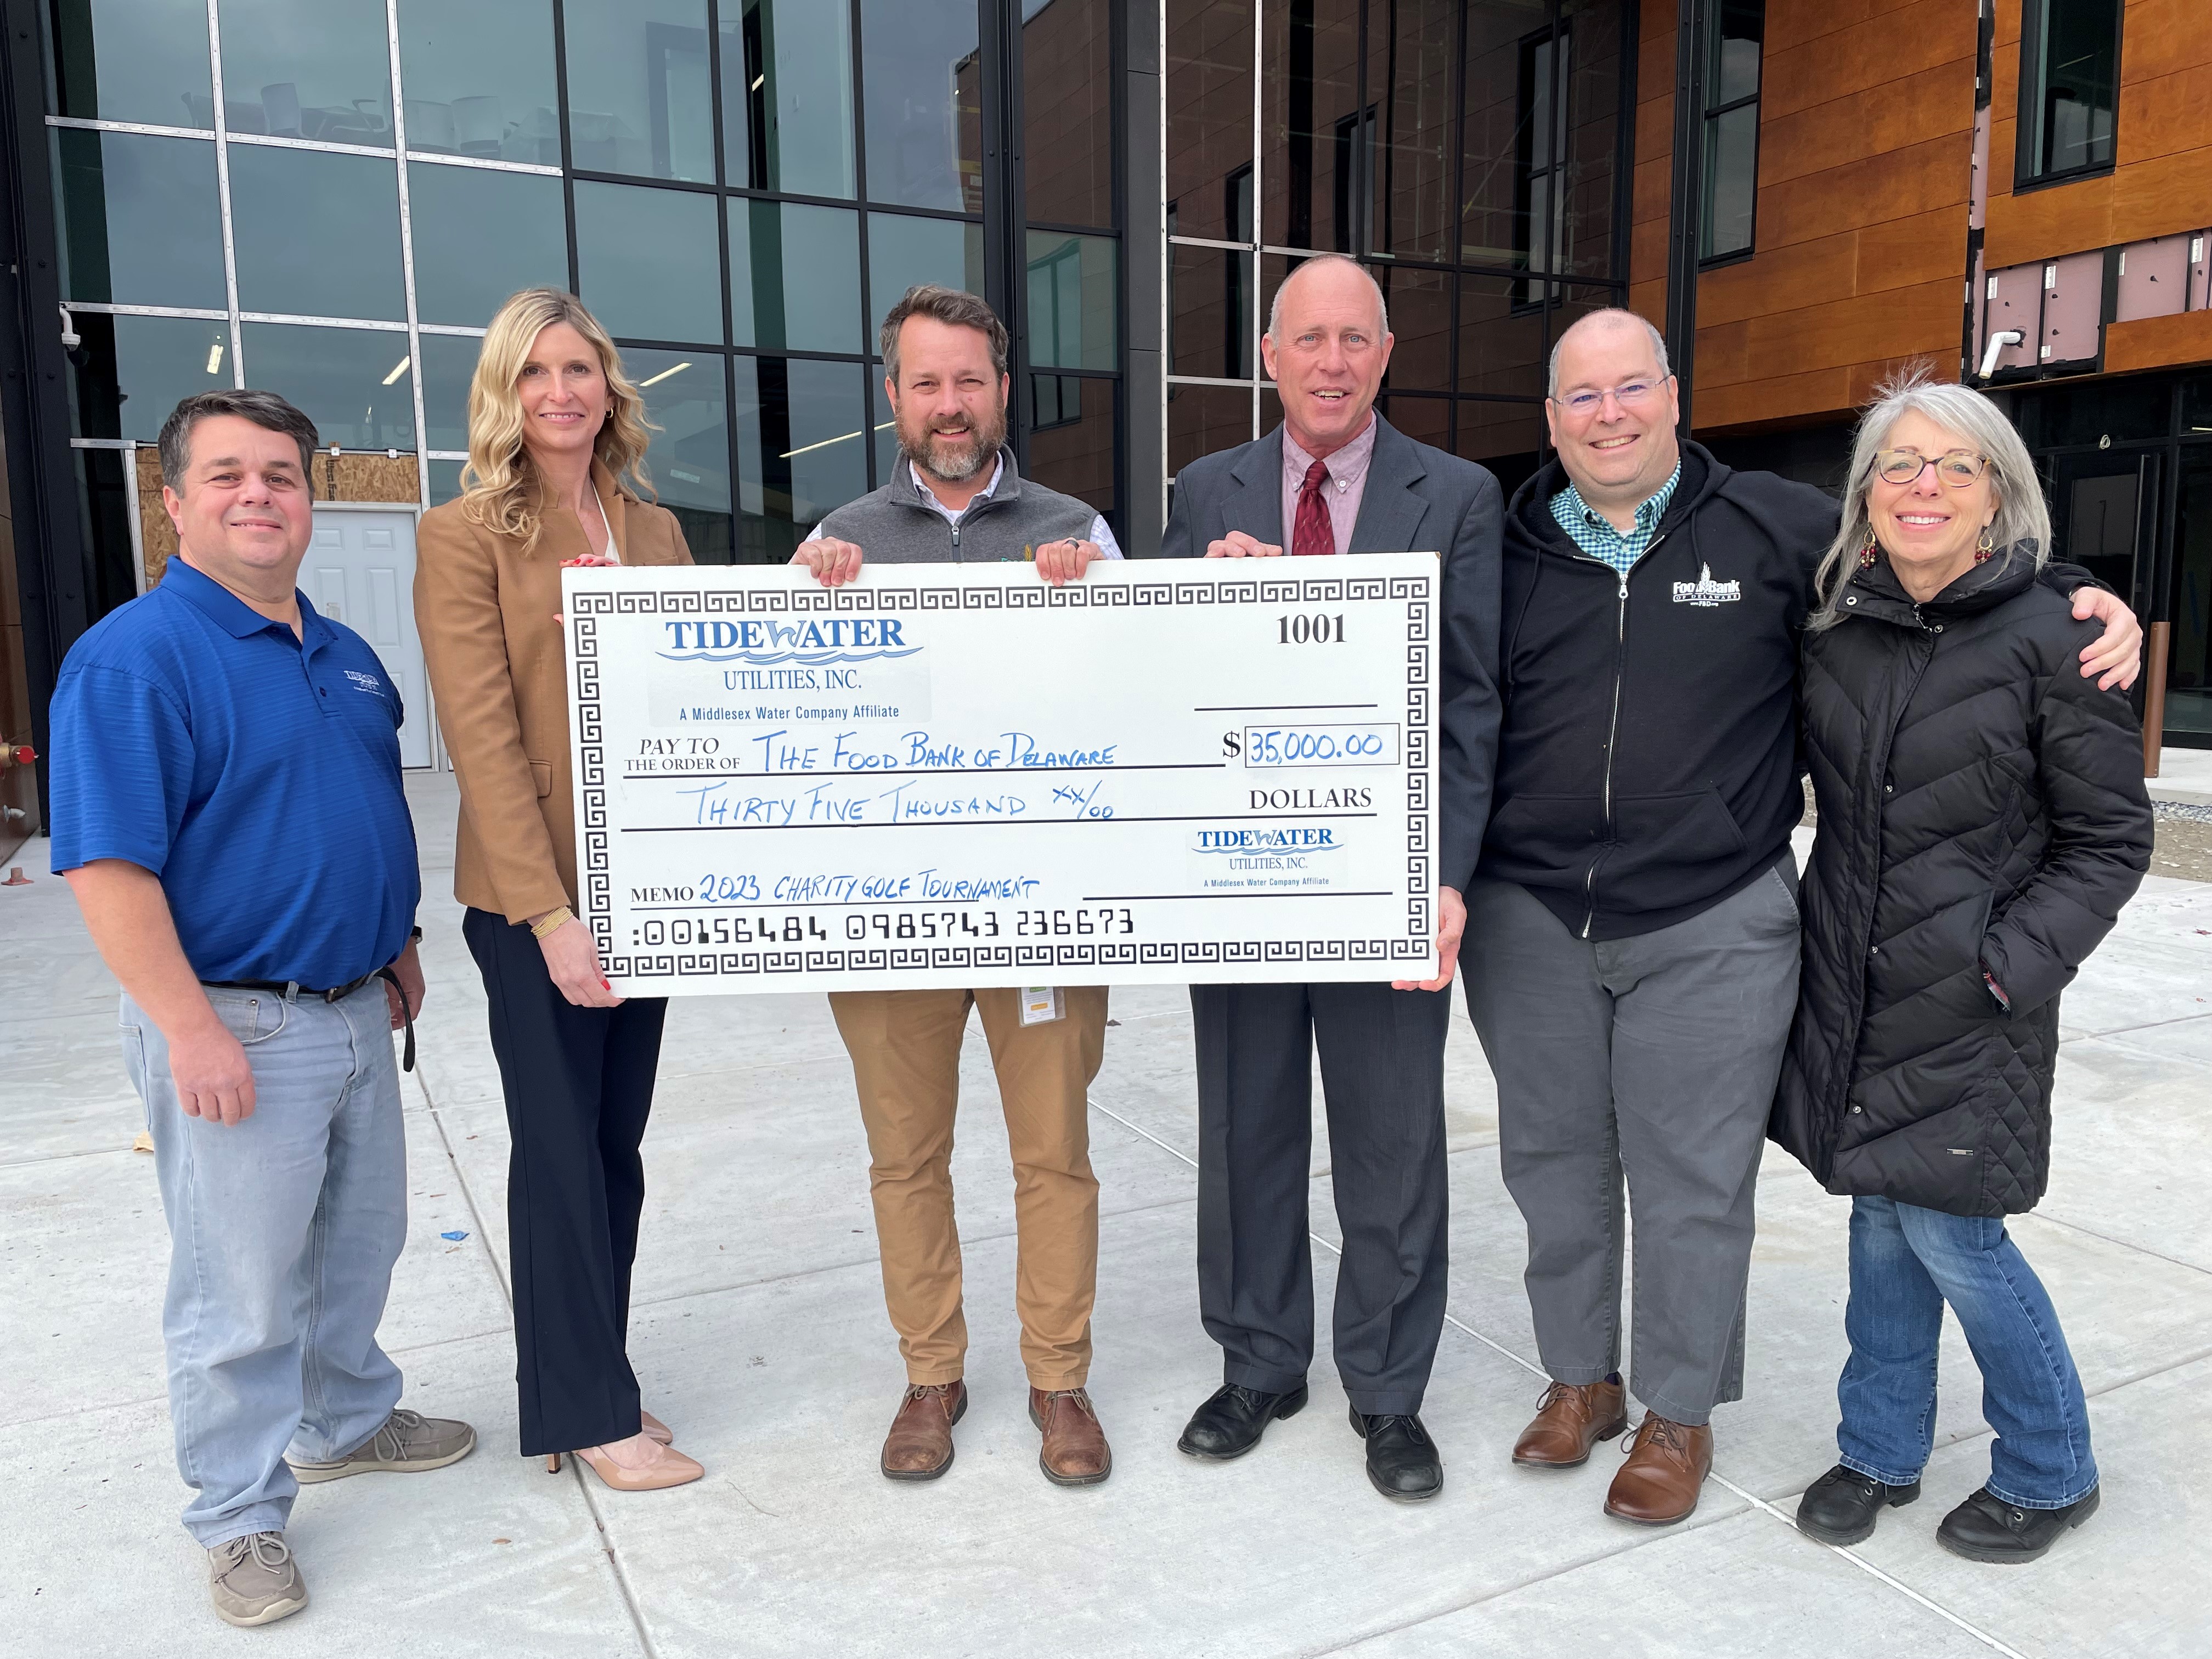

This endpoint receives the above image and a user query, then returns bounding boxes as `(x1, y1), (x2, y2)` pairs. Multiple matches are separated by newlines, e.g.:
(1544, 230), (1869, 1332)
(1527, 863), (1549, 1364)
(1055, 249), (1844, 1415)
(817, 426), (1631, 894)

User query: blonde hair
(459, 288), (657, 550)
(1808, 365), (2051, 631)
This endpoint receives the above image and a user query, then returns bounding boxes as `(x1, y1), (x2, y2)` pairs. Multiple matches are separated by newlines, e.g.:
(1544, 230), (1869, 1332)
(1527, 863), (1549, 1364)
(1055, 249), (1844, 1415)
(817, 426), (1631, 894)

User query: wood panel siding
(1630, 0), (1978, 435)
(2103, 307), (2212, 375)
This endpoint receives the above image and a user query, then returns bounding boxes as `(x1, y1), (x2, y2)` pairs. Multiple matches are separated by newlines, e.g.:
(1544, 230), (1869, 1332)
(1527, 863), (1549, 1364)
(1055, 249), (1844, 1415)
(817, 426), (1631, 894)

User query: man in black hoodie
(1464, 308), (2141, 1527)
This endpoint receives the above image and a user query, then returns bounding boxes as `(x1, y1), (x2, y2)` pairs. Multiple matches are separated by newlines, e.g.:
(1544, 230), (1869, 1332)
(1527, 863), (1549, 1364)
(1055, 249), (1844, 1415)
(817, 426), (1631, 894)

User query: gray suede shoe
(289, 1408), (477, 1483)
(207, 1532), (307, 1628)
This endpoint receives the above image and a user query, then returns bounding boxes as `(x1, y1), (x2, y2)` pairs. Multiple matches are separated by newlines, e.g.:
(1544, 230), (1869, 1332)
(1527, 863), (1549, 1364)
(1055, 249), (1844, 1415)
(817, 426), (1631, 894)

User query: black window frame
(2014, 0), (2125, 193)
(1696, 0), (1763, 267)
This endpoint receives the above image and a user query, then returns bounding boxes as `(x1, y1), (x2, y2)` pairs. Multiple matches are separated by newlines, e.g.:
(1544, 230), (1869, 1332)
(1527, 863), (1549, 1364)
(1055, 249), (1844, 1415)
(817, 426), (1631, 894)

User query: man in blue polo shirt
(49, 390), (474, 1629)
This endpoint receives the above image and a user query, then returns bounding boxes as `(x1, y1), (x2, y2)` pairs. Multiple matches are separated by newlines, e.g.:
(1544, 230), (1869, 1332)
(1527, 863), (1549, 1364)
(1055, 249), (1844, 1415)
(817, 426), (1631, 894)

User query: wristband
(531, 906), (575, 940)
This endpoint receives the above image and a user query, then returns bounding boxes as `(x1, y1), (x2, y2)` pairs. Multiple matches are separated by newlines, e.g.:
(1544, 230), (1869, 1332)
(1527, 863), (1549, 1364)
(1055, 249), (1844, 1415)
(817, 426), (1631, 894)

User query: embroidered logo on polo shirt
(343, 669), (387, 697)
(1671, 563), (1741, 607)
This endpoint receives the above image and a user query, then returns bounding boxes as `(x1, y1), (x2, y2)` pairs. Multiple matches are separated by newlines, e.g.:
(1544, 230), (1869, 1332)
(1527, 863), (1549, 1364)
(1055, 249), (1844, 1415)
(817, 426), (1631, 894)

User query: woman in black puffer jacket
(1771, 373), (2152, 1565)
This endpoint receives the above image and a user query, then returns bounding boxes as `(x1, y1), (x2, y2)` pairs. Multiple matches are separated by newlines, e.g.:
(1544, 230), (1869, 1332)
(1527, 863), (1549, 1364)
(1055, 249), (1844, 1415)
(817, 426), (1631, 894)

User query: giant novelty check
(563, 556), (1438, 995)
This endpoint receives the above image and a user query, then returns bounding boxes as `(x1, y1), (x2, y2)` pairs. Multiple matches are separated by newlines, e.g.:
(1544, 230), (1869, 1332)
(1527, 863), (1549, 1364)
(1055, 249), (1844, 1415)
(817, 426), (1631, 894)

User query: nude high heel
(545, 1434), (703, 1491)
(640, 1410), (673, 1446)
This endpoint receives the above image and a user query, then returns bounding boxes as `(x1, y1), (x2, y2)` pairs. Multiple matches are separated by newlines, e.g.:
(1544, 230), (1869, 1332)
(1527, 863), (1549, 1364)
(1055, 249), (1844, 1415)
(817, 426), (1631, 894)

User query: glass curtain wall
(1163, 0), (1632, 516)
(44, 0), (1121, 573)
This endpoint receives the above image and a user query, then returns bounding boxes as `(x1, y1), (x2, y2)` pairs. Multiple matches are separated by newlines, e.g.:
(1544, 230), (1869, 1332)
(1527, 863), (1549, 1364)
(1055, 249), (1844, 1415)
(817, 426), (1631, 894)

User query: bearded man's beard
(899, 402), (1008, 484)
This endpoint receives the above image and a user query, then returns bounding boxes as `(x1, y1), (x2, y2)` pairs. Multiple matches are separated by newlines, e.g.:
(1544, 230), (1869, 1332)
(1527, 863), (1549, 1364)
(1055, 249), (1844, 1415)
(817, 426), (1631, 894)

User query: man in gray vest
(792, 285), (1117, 1489)
(1161, 253), (1504, 1503)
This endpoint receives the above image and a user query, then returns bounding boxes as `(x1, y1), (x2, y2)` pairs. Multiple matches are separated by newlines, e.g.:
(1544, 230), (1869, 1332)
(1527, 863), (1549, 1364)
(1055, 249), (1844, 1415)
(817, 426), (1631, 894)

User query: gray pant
(123, 984), (407, 1546)
(1463, 861), (1801, 1425)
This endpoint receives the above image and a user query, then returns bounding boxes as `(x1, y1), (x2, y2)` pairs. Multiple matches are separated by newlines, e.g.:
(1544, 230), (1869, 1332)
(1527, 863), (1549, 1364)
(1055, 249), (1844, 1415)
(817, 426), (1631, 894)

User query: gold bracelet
(529, 906), (574, 940)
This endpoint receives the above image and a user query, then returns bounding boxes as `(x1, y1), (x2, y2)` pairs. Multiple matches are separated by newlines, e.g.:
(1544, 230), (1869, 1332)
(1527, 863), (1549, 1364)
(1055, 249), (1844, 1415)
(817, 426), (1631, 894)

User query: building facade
(2, 0), (2206, 853)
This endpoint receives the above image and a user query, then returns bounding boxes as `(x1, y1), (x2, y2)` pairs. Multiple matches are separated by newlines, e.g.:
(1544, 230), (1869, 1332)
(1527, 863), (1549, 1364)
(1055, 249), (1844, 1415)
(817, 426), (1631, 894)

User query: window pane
(408, 162), (569, 326)
(1366, 0), (1454, 262)
(396, 0), (561, 163)
(1171, 242), (1250, 379)
(1177, 0), (1256, 244)
(862, 0), (981, 212)
(240, 324), (415, 450)
(563, 0), (714, 183)
(417, 331), (481, 453)
(1025, 232), (1115, 371)
(1457, 274), (1544, 398)
(2028, 0), (2118, 178)
(1462, 2), (1528, 267)
(625, 347), (730, 516)
(66, 313), (233, 442)
(1562, 0), (1624, 280)
(722, 0), (856, 198)
(867, 212), (984, 331)
(873, 365), (896, 487)
(1706, 0), (1763, 108)
(574, 179), (724, 344)
(1452, 397), (1542, 498)
(49, 0), (212, 127)
(217, 0), (393, 144)
(1700, 105), (1757, 259)
(734, 354), (868, 557)
(1028, 375), (1115, 523)
(1169, 382), (1254, 476)
(427, 458), (466, 505)
(228, 146), (405, 320)
(53, 129), (225, 310)
(1023, 0), (1110, 229)
(730, 201), (862, 354)
(1378, 264), (1448, 392)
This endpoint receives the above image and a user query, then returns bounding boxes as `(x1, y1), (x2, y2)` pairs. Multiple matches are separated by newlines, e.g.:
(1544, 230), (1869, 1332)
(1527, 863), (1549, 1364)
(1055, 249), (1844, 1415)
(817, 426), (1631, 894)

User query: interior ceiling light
(382, 356), (411, 385)
(639, 360), (692, 387)
(205, 342), (224, 375)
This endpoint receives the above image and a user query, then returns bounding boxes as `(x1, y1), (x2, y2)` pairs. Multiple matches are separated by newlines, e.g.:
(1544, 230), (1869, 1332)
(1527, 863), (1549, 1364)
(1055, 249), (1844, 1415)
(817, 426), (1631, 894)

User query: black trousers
(1190, 980), (1452, 1418)
(464, 908), (669, 1455)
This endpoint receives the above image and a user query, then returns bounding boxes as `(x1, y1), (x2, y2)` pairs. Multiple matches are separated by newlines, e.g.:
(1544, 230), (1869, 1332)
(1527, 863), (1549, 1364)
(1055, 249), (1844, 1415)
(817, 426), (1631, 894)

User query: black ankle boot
(1795, 1464), (1921, 1545)
(1936, 1485), (2100, 1564)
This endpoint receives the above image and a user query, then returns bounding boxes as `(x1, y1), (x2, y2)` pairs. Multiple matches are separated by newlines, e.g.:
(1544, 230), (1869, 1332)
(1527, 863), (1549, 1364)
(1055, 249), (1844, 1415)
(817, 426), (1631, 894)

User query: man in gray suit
(1161, 254), (1504, 1501)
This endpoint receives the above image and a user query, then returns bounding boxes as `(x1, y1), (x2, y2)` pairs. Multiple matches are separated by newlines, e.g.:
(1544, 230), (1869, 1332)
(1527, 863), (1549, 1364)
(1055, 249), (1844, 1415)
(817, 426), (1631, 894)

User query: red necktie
(1292, 458), (1334, 556)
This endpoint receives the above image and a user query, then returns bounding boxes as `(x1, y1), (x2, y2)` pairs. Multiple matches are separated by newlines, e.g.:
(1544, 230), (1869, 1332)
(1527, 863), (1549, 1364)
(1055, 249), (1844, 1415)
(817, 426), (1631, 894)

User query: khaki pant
(829, 986), (1107, 1390)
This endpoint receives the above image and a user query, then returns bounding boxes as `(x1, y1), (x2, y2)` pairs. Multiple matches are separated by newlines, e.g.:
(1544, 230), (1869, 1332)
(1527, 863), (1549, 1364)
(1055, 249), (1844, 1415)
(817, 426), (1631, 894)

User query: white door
(306, 509), (435, 769)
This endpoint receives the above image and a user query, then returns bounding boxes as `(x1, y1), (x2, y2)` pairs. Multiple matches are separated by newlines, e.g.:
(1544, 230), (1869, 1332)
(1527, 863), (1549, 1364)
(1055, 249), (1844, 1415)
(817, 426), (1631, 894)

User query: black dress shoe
(1936, 1485), (2100, 1564)
(1348, 1405), (1442, 1502)
(1177, 1383), (1308, 1460)
(1795, 1464), (1921, 1545)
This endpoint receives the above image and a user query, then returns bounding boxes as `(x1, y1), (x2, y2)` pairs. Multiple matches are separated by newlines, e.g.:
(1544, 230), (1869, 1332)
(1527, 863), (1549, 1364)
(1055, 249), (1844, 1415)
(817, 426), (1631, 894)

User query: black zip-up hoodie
(1480, 442), (1837, 940)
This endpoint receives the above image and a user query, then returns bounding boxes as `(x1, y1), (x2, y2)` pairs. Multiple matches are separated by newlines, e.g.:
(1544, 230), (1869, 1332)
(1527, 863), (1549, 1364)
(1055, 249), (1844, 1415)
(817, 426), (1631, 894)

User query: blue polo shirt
(48, 556), (419, 987)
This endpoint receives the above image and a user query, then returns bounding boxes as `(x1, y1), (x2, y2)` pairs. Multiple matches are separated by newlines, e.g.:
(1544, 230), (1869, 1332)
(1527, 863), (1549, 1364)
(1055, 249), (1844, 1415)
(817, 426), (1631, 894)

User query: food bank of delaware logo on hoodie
(1672, 563), (1741, 607)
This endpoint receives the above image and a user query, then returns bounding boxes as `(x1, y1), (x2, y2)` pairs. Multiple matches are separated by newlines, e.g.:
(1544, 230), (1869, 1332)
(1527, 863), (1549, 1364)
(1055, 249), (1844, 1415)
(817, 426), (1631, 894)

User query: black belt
(201, 969), (416, 1073)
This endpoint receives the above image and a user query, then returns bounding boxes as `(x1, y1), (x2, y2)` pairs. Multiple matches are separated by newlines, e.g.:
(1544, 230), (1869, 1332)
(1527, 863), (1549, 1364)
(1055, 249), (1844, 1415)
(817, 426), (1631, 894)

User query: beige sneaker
(207, 1531), (307, 1627)
(289, 1407), (476, 1483)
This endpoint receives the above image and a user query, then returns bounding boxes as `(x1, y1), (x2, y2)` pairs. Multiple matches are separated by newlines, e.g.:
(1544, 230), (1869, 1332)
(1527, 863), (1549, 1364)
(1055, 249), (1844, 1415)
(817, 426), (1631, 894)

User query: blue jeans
(1837, 1195), (2096, 1509)
(123, 984), (407, 1547)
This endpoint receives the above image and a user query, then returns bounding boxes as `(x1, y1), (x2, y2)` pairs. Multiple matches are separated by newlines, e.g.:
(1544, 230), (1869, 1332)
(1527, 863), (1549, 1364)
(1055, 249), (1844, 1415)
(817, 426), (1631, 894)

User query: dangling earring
(1973, 528), (1996, 563)
(1858, 534), (1879, 570)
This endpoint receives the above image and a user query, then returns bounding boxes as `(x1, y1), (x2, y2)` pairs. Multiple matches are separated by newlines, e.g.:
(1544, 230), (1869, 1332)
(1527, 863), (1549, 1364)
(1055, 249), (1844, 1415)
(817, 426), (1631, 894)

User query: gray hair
(1546, 308), (1670, 398)
(1808, 368), (2051, 631)
(157, 388), (319, 492)
(1265, 253), (1389, 342)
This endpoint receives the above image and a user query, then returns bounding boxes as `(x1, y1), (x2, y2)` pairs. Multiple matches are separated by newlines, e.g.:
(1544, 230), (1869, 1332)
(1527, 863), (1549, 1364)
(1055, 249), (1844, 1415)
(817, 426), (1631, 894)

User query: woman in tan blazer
(415, 289), (702, 1491)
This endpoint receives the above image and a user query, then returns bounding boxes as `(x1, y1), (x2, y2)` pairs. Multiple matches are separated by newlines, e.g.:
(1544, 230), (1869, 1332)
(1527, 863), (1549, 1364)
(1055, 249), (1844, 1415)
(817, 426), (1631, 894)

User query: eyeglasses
(1874, 448), (1989, 486)
(1555, 380), (1659, 416)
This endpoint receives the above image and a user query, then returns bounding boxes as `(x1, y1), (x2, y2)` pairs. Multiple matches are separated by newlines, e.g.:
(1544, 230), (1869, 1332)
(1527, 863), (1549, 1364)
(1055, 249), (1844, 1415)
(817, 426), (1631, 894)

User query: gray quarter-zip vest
(812, 448), (1097, 562)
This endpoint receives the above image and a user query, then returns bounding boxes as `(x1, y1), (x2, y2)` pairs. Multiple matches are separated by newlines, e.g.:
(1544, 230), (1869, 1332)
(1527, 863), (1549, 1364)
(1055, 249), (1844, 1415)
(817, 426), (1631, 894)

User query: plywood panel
(1758, 59), (1976, 187)
(1736, 276), (1962, 382)
(1755, 133), (1972, 251)
(1631, 211), (1669, 287)
(2111, 144), (2212, 246)
(1694, 319), (1753, 385)
(2102, 306), (2212, 374)
(1697, 231), (1863, 328)
(1984, 175), (2116, 267)
(1762, 0), (1976, 122)
(2118, 65), (2212, 167)
(1628, 279), (1666, 330)
(1696, 366), (1856, 428)
(2121, 0), (2212, 83)
(1854, 205), (1976, 292)
(1765, 0), (1927, 57)
(1634, 92), (1673, 172)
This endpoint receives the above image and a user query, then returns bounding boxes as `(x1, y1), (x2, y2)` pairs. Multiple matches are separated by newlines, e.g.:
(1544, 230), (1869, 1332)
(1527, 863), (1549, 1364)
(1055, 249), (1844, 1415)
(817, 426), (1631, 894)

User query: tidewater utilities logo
(658, 617), (921, 666)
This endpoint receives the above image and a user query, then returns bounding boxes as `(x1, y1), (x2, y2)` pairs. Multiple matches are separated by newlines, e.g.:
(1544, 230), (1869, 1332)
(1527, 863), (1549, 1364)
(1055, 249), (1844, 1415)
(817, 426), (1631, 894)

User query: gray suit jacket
(1161, 416), (1504, 895)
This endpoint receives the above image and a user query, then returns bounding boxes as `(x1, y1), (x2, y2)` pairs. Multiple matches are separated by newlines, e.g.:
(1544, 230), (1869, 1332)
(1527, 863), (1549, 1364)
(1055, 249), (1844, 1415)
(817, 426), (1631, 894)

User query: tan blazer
(415, 460), (693, 924)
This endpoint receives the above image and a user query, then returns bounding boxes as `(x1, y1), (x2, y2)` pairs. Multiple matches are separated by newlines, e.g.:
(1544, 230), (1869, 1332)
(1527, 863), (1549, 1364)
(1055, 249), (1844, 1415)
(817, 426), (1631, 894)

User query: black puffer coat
(1771, 546), (2153, 1216)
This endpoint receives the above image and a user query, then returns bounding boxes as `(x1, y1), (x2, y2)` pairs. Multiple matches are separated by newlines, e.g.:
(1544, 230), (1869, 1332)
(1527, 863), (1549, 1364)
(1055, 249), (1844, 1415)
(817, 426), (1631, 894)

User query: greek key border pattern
(570, 575), (1435, 978)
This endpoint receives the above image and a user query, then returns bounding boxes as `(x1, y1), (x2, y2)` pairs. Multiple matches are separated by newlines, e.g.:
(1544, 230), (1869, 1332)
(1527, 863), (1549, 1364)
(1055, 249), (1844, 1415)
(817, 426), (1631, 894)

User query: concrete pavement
(4, 769), (2208, 1658)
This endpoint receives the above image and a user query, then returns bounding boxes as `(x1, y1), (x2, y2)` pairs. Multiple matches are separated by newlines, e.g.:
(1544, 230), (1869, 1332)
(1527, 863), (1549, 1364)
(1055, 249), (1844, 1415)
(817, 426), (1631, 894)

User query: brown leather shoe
(1513, 1378), (1629, 1468)
(1604, 1413), (1713, 1524)
(1029, 1387), (1112, 1487)
(881, 1381), (967, 1481)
